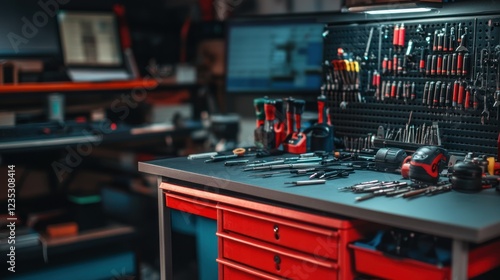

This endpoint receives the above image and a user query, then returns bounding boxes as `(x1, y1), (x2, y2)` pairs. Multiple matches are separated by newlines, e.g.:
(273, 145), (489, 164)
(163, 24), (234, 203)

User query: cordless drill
(310, 95), (334, 152)
(274, 99), (286, 147)
(283, 99), (307, 154)
(253, 97), (268, 148)
(262, 99), (277, 149)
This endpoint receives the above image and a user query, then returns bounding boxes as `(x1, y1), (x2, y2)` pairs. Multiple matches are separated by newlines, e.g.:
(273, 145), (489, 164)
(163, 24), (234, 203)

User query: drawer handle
(273, 255), (281, 271)
(273, 224), (280, 240)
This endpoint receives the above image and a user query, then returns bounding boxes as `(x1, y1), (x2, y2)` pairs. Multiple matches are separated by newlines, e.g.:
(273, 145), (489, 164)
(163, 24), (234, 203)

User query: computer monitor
(225, 18), (324, 94)
(0, 1), (60, 59)
(57, 10), (131, 81)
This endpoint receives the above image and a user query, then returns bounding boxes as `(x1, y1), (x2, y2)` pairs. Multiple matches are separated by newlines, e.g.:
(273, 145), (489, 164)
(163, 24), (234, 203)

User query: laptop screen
(57, 11), (123, 68)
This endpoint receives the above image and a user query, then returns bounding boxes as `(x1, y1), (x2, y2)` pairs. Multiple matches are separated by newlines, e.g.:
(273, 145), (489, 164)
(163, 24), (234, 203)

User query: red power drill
(310, 95), (334, 152)
(283, 98), (307, 154)
(274, 99), (286, 148)
(253, 97), (267, 148)
(262, 100), (277, 149)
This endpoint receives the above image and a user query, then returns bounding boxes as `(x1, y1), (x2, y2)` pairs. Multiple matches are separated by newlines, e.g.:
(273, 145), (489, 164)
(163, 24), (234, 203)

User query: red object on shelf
(0, 80), (158, 94)
(349, 239), (500, 280)
(46, 222), (79, 238)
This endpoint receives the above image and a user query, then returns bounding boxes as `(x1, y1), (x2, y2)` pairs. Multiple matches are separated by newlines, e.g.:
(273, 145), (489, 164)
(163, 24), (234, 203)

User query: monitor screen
(226, 19), (324, 94)
(57, 11), (123, 67)
(0, 1), (60, 58)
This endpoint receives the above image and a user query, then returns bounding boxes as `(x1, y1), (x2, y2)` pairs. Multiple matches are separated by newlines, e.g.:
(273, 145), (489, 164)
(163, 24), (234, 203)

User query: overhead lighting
(345, 0), (441, 14)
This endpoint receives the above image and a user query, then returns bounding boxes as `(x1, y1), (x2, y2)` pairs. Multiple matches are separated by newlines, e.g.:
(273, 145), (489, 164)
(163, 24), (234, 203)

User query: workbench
(139, 156), (500, 280)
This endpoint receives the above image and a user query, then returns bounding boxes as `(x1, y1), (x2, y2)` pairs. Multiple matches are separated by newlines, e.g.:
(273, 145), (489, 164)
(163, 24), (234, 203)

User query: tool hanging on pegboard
(324, 15), (500, 156)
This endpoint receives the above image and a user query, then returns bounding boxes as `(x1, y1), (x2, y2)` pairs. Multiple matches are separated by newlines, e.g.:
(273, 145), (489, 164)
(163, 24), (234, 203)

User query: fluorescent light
(345, 1), (441, 14)
(364, 7), (433, 14)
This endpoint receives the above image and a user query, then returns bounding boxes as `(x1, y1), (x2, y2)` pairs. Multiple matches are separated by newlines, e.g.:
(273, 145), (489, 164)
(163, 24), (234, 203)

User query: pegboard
(324, 15), (500, 156)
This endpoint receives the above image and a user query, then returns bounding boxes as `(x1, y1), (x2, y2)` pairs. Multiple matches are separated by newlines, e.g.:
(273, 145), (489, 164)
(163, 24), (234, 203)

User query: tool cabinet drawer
(219, 205), (339, 259)
(218, 232), (338, 279)
(350, 238), (500, 280)
(218, 258), (285, 280)
(164, 192), (217, 220)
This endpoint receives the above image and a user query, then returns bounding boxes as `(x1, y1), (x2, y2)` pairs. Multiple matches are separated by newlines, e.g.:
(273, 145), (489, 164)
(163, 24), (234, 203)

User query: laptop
(57, 10), (132, 82)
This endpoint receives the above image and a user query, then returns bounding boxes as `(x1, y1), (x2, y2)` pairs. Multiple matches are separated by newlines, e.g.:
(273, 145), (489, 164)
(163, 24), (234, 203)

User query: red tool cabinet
(140, 157), (500, 280)
(162, 181), (500, 279)
(162, 182), (372, 279)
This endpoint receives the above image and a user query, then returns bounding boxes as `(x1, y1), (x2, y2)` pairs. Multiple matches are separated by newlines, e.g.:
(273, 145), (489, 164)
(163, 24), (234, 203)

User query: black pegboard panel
(324, 15), (500, 156)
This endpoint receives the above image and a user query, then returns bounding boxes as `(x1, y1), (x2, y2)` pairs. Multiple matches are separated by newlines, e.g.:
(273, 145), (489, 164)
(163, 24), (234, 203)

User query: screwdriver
(411, 82), (416, 100)
(437, 32), (444, 51)
(473, 90), (479, 110)
(321, 171), (350, 180)
(457, 52), (464, 75)
(403, 186), (431, 198)
(464, 86), (471, 110)
(443, 23), (449, 52)
(404, 82), (410, 101)
(391, 81), (397, 99)
(439, 82), (447, 107)
(393, 24), (400, 49)
(426, 54), (432, 75)
(451, 53), (457, 75)
(386, 187), (413, 197)
(206, 154), (239, 163)
(385, 81), (391, 99)
(244, 162), (321, 171)
(431, 54), (437, 76)
(452, 80), (460, 107)
(225, 159), (249, 166)
(449, 26), (455, 51)
(419, 48), (427, 73)
(458, 81), (465, 109)
(393, 54), (398, 73)
(285, 179), (326, 186)
(446, 82), (452, 108)
(388, 49), (393, 74)
(433, 30), (439, 51)
(422, 81), (430, 105)
(437, 54), (443, 75)
(398, 23), (405, 48)
(428, 81), (436, 107)
(355, 187), (397, 202)
(447, 53), (453, 76)
(462, 53), (470, 76)
(397, 81), (403, 100)
(382, 55), (388, 75)
(433, 81), (441, 107)
(442, 54), (449, 76)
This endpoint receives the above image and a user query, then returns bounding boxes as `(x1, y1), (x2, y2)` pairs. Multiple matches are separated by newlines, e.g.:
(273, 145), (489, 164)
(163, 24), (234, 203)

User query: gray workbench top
(139, 156), (500, 243)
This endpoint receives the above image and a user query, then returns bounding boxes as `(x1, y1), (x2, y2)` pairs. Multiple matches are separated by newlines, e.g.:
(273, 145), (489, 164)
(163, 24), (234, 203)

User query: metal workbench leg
(451, 239), (469, 280)
(158, 178), (173, 280)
